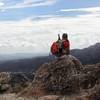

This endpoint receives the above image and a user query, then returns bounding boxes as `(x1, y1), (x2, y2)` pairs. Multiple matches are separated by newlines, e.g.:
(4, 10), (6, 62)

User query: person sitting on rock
(61, 33), (70, 56)
(51, 33), (70, 57)
(51, 34), (62, 57)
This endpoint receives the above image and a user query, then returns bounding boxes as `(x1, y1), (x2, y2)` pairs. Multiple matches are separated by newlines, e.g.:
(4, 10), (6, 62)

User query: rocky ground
(0, 94), (77, 100)
(0, 94), (89, 100)
(0, 94), (37, 100)
(0, 72), (34, 94)
(0, 55), (100, 100)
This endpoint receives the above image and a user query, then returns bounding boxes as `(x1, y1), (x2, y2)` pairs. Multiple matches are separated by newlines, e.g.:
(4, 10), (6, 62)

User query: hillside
(71, 43), (100, 64)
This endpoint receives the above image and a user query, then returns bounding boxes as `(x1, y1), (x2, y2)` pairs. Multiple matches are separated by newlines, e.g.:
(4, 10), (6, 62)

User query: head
(62, 33), (68, 40)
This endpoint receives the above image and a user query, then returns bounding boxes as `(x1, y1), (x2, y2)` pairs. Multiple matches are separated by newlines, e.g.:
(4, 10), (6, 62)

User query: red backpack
(51, 42), (58, 55)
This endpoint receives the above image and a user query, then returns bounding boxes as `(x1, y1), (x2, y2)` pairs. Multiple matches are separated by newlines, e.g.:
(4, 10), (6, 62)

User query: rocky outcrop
(31, 55), (83, 96)
(0, 72), (34, 93)
(24, 55), (100, 98)
(0, 55), (100, 100)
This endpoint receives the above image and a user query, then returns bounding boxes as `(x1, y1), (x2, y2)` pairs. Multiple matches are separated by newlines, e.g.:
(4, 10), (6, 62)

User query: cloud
(26, 14), (60, 21)
(0, 0), (57, 11)
(0, 2), (4, 6)
(60, 7), (100, 14)
(0, 7), (100, 54)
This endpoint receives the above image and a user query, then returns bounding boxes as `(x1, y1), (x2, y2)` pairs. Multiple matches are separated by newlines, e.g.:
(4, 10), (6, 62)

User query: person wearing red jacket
(51, 33), (70, 57)
(61, 33), (70, 55)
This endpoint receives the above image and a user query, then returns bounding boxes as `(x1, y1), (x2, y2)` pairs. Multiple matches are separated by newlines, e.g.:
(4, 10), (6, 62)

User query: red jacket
(62, 39), (70, 55)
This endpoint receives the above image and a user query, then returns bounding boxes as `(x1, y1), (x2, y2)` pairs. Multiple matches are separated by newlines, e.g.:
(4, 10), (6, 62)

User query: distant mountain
(0, 43), (100, 72)
(71, 43), (100, 64)
(0, 53), (46, 61)
(0, 55), (54, 72)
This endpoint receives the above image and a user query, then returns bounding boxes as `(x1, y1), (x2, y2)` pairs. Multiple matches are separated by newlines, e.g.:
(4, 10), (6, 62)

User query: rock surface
(0, 94), (36, 100)
(24, 55), (100, 98)
(38, 95), (61, 100)
(0, 72), (34, 93)
(31, 55), (83, 96)
(0, 55), (100, 100)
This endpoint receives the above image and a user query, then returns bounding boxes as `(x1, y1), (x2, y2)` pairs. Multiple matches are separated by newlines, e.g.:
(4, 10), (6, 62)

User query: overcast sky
(0, 0), (100, 54)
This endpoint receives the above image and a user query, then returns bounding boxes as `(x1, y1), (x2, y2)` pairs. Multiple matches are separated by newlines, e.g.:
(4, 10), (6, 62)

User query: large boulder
(32, 55), (83, 96)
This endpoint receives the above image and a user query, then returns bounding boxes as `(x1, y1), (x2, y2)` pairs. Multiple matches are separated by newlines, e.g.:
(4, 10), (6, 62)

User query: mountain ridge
(0, 43), (100, 72)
